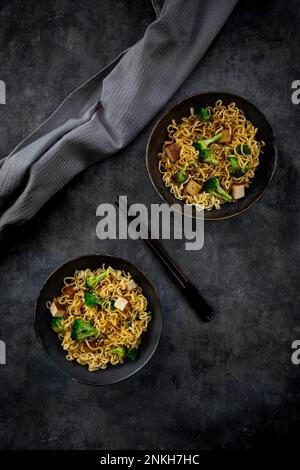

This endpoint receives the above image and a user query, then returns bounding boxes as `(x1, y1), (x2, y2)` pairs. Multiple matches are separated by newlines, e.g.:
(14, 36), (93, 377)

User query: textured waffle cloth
(0, 0), (237, 239)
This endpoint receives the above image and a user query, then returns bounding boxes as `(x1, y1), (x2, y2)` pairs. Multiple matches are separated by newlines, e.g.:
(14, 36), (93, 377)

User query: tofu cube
(165, 143), (180, 162)
(114, 296), (129, 311)
(50, 301), (66, 317)
(63, 286), (76, 299)
(232, 184), (245, 200)
(220, 128), (232, 143)
(185, 179), (201, 196)
(127, 279), (137, 291)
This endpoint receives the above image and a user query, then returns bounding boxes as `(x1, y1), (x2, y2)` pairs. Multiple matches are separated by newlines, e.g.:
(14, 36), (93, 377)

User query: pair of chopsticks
(115, 198), (213, 322)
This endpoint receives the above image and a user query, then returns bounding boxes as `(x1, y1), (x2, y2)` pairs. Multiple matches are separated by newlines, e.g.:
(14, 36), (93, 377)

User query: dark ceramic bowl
(35, 254), (163, 385)
(146, 92), (278, 220)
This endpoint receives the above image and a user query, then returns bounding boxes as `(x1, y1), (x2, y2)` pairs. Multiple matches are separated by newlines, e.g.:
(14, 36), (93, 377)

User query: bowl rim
(146, 90), (278, 221)
(35, 253), (163, 386)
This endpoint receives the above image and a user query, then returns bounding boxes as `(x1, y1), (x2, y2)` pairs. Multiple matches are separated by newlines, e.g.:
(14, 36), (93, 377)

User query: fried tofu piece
(185, 179), (201, 196)
(127, 279), (137, 291)
(114, 296), (129, 311)
(232, 184), (245, 199)
(63, 286), (76, 299)
(220, 128), (232, 143)
(50, 301), (66, 317)
(165, 143), (180, 162)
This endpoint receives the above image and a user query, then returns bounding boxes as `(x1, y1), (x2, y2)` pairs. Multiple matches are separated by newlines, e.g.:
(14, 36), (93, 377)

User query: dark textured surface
(0, 0), (299, 450)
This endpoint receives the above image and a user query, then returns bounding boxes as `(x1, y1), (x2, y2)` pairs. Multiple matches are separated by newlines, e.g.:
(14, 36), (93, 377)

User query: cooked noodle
(158, 100), (264, 210)
(47, 265), (151, 371)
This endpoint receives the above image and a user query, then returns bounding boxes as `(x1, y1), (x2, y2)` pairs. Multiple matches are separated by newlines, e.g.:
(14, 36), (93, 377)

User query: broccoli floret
(71, 319), (99, 341)
(202, 176), (232, 203)
(109, 346), (139, 361)
(194, 133), (222, 164)
(109, 346), (127, 359)
(174, 169), (188, 183)
(195, 133), (222, 151)
(127, 348), (138, 361)
(198, 147), (218, 164)
(85, 271), (107, 289)
(198, 107), (211, 121)
(229, 157), (249, 177)
(51, 317), (64, 333)
(84, 291), (103, 307)
(236, 143), (251, 155)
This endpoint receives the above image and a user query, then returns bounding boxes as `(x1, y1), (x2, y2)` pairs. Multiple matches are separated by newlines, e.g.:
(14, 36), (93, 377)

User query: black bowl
(146, 92), (278, 220)
(35, 254), (163, 385)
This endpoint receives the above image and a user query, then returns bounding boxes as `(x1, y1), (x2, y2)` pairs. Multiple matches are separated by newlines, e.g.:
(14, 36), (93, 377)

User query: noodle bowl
(47, 265), (151, 371)
(158, 100), (264, 210)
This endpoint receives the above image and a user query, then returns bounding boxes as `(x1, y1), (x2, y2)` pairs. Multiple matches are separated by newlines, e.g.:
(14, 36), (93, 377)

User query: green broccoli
(51, 317), (64, 333)
(202, 176), (232, 203)
(71, 319), (99, 341)
(85, 271), (107, 289)
(127, 348), (138, 361)
(84, 291), (104, 307)
(109, 346), (127, 359)
(194, 133), (222, 164)
(198, 107), (211, 121)
(229, 157), (249, 177)
(174, 169), (188, 183)
(198, 147), (218, 164)
(236, 143), (251, 155)
(195, 133), (222, 152)
(109, 346), (139, 361)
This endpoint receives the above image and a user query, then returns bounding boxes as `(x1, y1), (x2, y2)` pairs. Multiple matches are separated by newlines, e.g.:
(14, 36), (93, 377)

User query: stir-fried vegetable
(50, 317), (64, 333)
(109, 346), (139, 361)
(84, 291), (104, 307)
(127, 348), (138, 361)
(236, 143), (251, 155)
(71, 319), (99, 341)
(197, 147), (218, 164)
(229, 157), (249, 177)
(203, 176), (232, 202)
(109, 347), (127, 359)
(85, 271), (107, 289)
(174, 169), (188, 183)
(197, 106), (211, 121)
(194, 133), (222, 164)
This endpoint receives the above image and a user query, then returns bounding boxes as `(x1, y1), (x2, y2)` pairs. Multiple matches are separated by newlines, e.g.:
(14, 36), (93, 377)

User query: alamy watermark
(291, 80), (300, 104)
(291, 340), (300, 365)
(0, 339), (6, 364)
(0, 80), (6, 104)
(96, 196), (204, 250)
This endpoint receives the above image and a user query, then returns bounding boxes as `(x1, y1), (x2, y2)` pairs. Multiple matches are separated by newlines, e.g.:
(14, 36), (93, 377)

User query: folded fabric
(0, 0), (238, 241)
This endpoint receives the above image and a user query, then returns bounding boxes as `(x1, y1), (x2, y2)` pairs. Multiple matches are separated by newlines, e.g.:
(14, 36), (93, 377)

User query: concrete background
(0, 0), (299, 450)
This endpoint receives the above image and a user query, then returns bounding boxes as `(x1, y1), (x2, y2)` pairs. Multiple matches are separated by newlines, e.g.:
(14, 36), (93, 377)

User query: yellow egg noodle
(158, 100), (264, 210)
(47, 265), (151, 371)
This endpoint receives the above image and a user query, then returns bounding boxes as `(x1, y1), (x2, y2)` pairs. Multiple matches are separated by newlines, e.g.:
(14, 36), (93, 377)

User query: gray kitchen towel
(0, 0), (238, 240)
